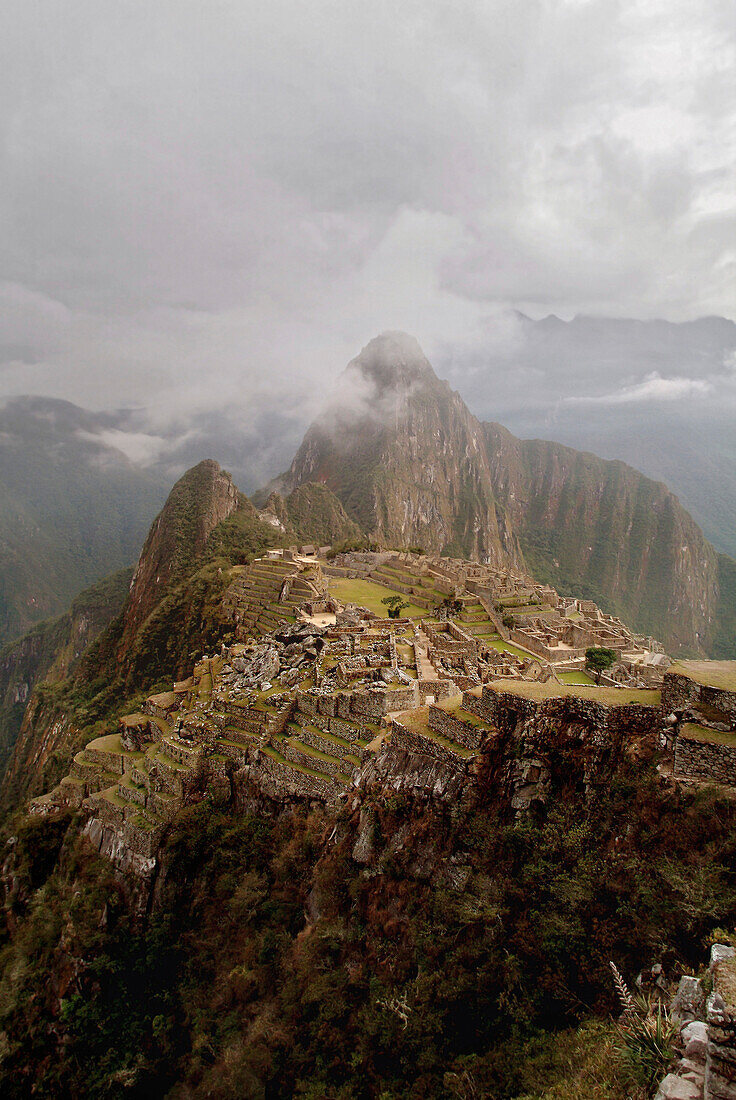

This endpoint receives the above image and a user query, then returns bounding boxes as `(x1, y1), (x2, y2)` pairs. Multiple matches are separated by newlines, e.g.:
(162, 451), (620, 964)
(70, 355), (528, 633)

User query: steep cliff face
(278, 332), (522, 565)
(0, 695), (82, 818)
(0, 569), (131, 780)
(484, 422), (722, 653)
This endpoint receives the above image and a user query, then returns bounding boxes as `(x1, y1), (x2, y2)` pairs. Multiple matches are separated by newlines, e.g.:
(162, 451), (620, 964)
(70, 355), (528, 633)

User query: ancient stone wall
(85, 747), (126, 773)
(427, 706), (484, 750)
(663, 672), (736, 724)
(706, 945), (736, 1100)
(462, 691), (486, 721)
(257, 750), (338, 801)
(349, 684), (419, 717)
(417, 678), (456, 703)
(389, 718), (469, 769)
(475, 688), (660, 760)
(299, 724), (361, 764)
(675, 736), (736, 785)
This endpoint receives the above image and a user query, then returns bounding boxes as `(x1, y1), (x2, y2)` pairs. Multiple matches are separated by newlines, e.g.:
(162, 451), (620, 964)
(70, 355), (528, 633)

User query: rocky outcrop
(259, 482), (362, 546)
(654, 944), (736, 1100)
(1, 693), (82, 814)
(123, 459), (239, 640)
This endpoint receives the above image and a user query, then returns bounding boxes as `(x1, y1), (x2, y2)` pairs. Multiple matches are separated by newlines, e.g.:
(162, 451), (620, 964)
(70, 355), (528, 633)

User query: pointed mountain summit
(276, 332), (522, 564)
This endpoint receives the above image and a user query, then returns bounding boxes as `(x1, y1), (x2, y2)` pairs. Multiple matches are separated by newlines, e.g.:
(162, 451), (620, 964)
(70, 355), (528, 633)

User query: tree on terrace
(382, 595), (409, 619)
(585, 646), (618, 684)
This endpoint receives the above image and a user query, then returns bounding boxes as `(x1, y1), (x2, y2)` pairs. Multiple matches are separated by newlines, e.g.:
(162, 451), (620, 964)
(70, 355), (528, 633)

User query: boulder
(711, 944), (736, 970)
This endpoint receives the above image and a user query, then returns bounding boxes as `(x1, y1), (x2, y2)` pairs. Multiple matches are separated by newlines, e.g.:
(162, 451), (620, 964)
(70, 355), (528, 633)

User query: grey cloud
(0, 0), (733, 486)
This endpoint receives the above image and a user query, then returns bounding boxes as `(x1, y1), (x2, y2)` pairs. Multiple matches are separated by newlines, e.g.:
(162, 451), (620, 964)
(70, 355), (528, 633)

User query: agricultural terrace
(480, 679), (661, 707)
(668, 661), (736, 692)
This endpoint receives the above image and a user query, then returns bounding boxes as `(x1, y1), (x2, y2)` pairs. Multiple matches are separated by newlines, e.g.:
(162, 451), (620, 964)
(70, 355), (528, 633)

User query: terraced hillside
(226, 557), (326, 637)
(364, 556), (502, 644)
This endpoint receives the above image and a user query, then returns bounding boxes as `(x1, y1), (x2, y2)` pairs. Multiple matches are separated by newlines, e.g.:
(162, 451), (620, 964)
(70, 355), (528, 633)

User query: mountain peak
(344, 331), (437, 395)
(123, 459), (239, 638)
(277, 336), (521, 564)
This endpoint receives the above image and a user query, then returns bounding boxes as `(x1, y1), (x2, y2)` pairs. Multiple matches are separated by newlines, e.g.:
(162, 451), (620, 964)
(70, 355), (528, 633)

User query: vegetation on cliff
(263, 482), (362, 546)
(0, 568), (132, 775)
(0, 465), (288, 816)
(2, 757), (736, 1097)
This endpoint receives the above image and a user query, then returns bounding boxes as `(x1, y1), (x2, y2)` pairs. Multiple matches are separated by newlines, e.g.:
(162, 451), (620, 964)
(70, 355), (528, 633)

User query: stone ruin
(662, 662), (736, 787)
(323, 548), (666, 686)
(29, 549), (736, 885)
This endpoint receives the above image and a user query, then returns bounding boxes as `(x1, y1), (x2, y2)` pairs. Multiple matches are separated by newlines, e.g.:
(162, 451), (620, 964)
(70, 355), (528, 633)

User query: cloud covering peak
(0, 0), (733, 451)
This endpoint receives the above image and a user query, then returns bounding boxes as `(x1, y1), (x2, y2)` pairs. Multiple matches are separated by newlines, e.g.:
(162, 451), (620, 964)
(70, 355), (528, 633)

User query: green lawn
(329, 577), (426, 618)
(87, 733), (126, 753)
(680, 721), (736, 746)
(484, 638), (537, 660)
(557, 670), (596, 686)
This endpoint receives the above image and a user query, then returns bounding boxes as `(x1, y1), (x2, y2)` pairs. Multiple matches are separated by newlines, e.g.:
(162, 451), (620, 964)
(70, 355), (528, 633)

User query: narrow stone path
(414, 627), (438, 680)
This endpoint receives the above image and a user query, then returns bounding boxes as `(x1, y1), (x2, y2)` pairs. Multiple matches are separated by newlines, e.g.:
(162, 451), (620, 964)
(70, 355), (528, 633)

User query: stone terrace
(225, 555), (327, 638)
(665, 662), (736, 786)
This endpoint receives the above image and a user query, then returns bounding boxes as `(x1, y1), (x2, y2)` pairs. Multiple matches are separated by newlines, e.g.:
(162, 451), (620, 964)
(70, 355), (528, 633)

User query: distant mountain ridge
(0, 396), (168, 647)
(267, 332), (735, 655)
(456, 312), (736, 558)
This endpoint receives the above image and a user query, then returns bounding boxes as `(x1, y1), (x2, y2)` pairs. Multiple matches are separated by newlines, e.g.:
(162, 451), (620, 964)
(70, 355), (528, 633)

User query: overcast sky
(0, 0), (734, 466)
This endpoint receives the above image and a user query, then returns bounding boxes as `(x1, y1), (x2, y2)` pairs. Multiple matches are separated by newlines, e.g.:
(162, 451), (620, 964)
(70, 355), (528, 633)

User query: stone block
(682, 1021), (709, 1061)
(317, 694), (336, 716)
(712, 945), (736, 971)
(673, 976), (707, 1023)
(654, 1074), (701, 1100)
(336, 693), (352, 718)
